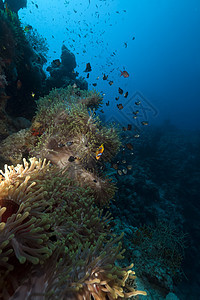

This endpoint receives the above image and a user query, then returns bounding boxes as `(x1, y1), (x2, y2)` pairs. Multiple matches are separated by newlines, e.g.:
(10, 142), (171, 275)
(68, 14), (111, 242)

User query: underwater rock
(45, 45), (87, 92)
(61, 44), (76, 73)
(6, 0), (27, 13)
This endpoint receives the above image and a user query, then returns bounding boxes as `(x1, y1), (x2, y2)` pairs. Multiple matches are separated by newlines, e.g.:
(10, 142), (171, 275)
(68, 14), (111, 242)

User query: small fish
(112, 163), (118, 170)
(24, 25), (32, 32)
(103, 74), (108, 80)
(120, 70), (129, 78)
(100, 109), (104, 113)
(132, 36), (135, 40)
(127, 165), (133, 170)
(35, 4), (38, 8)
(122, 127), (127, 131)
(17, 80), (22, 90)
(52, 35), (55, 39)
(53, 59), (61, 67)
(72, 83), (77, 88)
(92, 83), (97, 86)
(141, 121), (148, 126)
(96, 76), (99, 80)
(109, 80), (113, 86)
(115, 96), (119, 101)
(127, 124), (132, 131)
(84, 62), (92, 72)
(117, 104), (123, 110)
(133, 110), (139, 115)
(122, 168), (128, 175)
(68, 156), (75, 162)
(122, 160), (126, 164)
(135, 101), (141, 105)
(86, 73), (89, 78)
(118, 88), (123, 95)
(134, 134), (140, 138)
(124, 91), (128, 98)
(106, 101), (110, 106)
(126, 143), (133, 150)
(96, 144), (104, 160)
(124, 42), (127, 48)
(117, 169), (123, 176)
(66, 141), (73, 146)
(31, 92), (35, 98)
(58, 143), (65, 148)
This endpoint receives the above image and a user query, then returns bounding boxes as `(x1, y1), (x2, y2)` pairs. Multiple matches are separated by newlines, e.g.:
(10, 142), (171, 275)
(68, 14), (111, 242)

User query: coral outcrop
(0, 85), (118, 205)
(45, 45), (88, 91)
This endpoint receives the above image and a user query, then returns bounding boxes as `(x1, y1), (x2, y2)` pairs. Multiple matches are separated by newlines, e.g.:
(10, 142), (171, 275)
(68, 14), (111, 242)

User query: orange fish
(120, 70), (129, 78)
(96, 144), (104, 160)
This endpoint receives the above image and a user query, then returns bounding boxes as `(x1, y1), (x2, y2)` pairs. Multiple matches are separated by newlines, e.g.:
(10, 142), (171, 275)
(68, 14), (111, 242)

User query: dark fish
(58, 143), (65, 148)
(35, 4), (38, 8)
(120, 70), (129, 78)
(100, 109), (104, 113)
(106, 101), (110, 106)
(103, 74), (108, 80)
(52, 59), (61, 67)
(118, 88), (123, 95)
(135, 101), (141, 105)
(84, 62), (92, 72)
(133, 110), (139, 115)
(68, 156), (75, 162)
(86, 73), (89, 78)
(124, 91), (128, 98)
(126, 143), (133, 150)
(141, 121), (148, 125)
(127, 124), (132, 131)
(109, 80), (113, 86)
(122, 127), (127, 131)
(92, 83), (97, 86)
(117, 104), (123, 110)
(124, 42), (127, 48)
(132, 36), (135, 40)
(115, 96), (119, 101)
(112, 163), (118, 170)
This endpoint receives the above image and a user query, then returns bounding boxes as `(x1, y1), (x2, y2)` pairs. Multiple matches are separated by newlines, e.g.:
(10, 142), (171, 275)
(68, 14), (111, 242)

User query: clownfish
(96, 144), (104, 160)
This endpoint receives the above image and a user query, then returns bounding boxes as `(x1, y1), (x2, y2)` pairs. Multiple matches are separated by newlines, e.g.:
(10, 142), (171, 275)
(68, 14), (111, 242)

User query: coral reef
(45, 45), (88, 91)
(0, 85), (118, 205)
(0, 7), (47, 139)
(0, 157), (147, 299)
(5, 0), (27, 13)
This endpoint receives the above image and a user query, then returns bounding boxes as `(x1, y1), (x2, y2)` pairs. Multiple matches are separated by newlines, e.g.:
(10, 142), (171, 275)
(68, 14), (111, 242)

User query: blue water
(18, 0), (200, 130)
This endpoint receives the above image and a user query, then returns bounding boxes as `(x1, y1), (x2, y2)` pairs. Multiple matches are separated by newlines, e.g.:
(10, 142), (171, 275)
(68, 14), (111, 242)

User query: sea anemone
(8, 235), (147, 300)
(0, 158), (54, 284)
